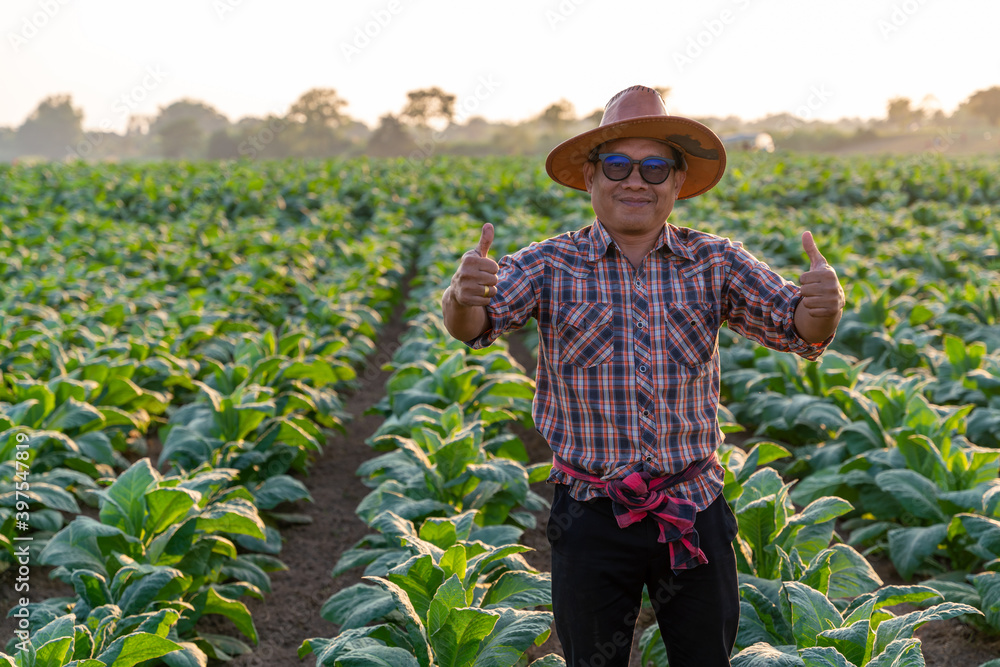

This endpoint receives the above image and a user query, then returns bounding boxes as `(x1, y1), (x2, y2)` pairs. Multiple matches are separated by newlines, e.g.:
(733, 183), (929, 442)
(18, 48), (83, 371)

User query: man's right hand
(448, 223), (499, 307)
(442, 223), (498, 341)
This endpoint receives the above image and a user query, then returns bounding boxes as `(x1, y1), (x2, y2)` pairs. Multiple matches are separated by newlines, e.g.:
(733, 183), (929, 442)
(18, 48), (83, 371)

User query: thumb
(802, 231), (828, 270)
(477, 223), (494, 258)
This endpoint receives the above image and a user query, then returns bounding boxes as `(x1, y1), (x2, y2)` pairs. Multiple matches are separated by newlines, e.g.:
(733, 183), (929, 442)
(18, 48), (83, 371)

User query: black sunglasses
(593, 153), (678, 184)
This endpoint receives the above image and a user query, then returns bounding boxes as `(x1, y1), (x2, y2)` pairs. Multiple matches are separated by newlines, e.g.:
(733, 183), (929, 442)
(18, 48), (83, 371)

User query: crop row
(2, 152), (999, 666)
(0, 161), (423, 665)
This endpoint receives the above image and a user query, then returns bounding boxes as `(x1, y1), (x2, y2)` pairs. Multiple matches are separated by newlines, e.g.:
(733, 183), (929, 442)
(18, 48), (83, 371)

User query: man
(441, 85), (845, 667)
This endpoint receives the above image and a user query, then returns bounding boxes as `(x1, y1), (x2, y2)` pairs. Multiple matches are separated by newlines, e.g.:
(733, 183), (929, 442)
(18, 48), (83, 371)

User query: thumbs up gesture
(448, 223), (500, 307)
(795, 231), (845, 342)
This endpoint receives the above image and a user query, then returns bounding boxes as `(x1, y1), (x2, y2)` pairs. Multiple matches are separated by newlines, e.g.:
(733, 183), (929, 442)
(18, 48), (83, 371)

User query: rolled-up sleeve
(466, 249), (541, 349)
(722, 241), (832, 361)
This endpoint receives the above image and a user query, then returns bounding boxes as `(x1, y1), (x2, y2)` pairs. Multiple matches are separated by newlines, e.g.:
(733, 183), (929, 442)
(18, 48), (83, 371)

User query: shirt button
(639, 365), (648, 373)
(645, 455), (653, 462)
(641, 409), (650, 418)
(636, 321), (644, 329)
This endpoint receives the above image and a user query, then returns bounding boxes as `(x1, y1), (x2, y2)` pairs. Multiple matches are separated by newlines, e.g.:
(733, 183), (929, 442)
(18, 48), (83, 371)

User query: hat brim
(545, 116), (727, 199)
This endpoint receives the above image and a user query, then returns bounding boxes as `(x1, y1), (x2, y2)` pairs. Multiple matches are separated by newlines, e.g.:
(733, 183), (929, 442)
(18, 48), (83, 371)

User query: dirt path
(229, 290), (413, 667)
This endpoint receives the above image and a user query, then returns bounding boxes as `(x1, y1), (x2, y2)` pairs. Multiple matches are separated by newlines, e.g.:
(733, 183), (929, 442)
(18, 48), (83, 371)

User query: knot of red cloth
(552, 456), (716, 571)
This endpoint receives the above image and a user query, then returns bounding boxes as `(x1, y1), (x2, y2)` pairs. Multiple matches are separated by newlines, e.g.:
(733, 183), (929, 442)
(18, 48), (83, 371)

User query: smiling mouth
(617, 198), (653, 206)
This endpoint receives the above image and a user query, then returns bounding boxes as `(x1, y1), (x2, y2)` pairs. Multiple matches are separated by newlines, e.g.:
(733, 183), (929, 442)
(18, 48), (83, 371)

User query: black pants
(547, 485), (740, 667)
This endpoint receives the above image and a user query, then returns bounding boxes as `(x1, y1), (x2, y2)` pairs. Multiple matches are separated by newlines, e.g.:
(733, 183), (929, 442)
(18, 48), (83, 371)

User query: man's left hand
(795, 231), (845, 342)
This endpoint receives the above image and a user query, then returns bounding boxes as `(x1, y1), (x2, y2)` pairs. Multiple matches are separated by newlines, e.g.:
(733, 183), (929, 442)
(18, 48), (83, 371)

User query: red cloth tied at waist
(551, 454), (717, 571)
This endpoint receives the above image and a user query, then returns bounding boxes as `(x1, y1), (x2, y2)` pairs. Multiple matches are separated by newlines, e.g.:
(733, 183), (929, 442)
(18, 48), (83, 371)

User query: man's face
(582, 137), (687, 238)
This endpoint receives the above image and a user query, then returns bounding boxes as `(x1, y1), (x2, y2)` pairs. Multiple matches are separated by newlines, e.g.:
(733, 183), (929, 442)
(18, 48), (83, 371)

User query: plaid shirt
(468, 219), (831, 511)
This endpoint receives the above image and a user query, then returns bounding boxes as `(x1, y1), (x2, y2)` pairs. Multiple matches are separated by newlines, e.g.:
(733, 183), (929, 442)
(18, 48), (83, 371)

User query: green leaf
(740, 583), (792, 645)
(783, 582), (843, 648)
(788, 497), (854, 527)
(799, 646), (853, 667)
(39, 516), (129, 574)
(144, 488), (197, 540)
(872, 603), (981, 656)
(27, 614), (76, 651)
(11, 482), (80, 514)
(430, 607), (500, 667)
(887, 524), (949, 581)
(958, 513), (1000, 561)
(195, 498), (266, 539)
(472, 608), (554, 667)
(43, 397), (105, 432)
(825, 544), (884, 599)
(387, 554), (446, 623)
(71, 569), (111, 609)
(816, 619), (868, 667)
(737, 496), (778, 574)
(865, 638), (924, 667)
(732, 642), (805, 666)
(99, 458), (159, 537)
(117, 567), (189, 616)
(34, 636), (74, 666)
(428, 575), (469, 636)
(482, 571), (551, 610)
(364, 576), (432, 666)
(874, 470), (946, 522)
(319, 583), (395, 630)
(332, 646), (421, 667)
(182, 588), (258, 643)
(250, 475), (312, 510)
(94, 633), (182, 667)
(439, 544), (468, 583)
(971, 572), (1000, 629)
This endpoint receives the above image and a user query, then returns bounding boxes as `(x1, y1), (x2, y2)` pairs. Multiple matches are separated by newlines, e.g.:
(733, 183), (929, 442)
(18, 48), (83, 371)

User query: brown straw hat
(545, 85), (727, 199)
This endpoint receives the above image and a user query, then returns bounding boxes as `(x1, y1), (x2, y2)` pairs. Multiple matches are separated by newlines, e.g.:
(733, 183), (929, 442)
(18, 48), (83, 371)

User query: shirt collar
(586, 219), (697, 263)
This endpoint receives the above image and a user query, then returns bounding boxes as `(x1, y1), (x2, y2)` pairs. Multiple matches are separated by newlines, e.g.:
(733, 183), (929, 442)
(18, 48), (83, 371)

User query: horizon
(3, 0), (999, 134)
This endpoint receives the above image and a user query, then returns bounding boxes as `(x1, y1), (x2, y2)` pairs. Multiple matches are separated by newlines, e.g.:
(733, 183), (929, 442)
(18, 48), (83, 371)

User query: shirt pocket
(663, 301), (719, 367)
(557, 302), (615, 367)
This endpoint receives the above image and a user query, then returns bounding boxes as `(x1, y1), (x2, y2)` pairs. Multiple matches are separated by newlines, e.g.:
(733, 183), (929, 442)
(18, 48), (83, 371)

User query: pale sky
(1, 0), (998, 133)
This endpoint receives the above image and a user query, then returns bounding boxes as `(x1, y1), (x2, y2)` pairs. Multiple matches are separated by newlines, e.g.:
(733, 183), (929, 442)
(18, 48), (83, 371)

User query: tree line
(2, 85), (999, 163)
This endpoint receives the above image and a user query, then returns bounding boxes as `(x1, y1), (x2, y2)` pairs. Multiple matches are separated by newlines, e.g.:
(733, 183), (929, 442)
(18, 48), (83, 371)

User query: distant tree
(285, 88), (352, 157)
(150, 100), (227, 158)
(540, 99), (575, 130)
(0, 127), (16, 160)
(16, 94), (83, 159)
(207, 129), (240, 159)
(965, 86), (1000, 126)
(366, 114), (417, 157)
(401, 87), (456, 129)
(287, 88), (348, 128)
(886, 97), (924, 129)
(583, 109), (603, 127)
(159, 117), (204, 159)
(151, 99), (228, 136)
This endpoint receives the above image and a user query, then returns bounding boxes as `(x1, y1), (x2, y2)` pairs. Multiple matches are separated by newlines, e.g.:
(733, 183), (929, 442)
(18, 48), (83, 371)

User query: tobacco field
(1, 151), (999, 666)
